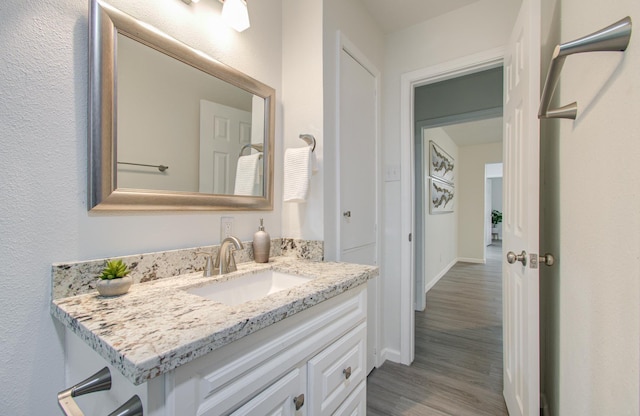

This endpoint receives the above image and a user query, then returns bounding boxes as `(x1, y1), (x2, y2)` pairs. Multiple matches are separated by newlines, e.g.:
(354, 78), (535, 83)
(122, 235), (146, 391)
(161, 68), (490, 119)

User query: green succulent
(99, 259), (131, 280)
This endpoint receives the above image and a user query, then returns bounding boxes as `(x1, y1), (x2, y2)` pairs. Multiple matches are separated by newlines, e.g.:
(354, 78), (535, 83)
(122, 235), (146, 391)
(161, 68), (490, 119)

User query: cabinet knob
(343, 210), (351, 218)
(293, 393), (305, 411)
(343, 367), (352, 379)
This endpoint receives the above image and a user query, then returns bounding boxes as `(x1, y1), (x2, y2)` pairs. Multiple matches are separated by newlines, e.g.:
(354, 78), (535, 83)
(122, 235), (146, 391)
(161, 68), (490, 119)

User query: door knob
(507, 250), (527, 266)
(539, 253), (555, 266)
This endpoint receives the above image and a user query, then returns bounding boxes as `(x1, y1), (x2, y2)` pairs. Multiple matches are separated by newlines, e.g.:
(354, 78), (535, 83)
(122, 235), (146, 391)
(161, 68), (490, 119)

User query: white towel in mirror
(283, 147), (312, 203)
(234, 153), (262, 195)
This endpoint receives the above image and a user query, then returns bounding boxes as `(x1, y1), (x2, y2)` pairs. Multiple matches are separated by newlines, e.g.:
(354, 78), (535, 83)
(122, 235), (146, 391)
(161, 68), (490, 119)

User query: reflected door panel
(199, 100), (251, 194)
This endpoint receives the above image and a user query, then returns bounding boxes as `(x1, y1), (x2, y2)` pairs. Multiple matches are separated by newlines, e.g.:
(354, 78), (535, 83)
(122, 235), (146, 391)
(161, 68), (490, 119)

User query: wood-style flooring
(367, 243), (508, 416)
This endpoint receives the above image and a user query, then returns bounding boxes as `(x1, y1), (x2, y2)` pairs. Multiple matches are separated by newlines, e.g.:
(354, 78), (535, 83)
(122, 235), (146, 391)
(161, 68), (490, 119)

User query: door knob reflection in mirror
(507, 250), (527, 266)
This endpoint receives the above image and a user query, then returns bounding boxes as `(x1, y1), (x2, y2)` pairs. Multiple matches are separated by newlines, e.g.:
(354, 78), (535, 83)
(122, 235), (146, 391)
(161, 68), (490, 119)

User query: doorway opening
(486, 163), (504, 247)
(398, 47), (504, 364)
(413, 67), (504, 312)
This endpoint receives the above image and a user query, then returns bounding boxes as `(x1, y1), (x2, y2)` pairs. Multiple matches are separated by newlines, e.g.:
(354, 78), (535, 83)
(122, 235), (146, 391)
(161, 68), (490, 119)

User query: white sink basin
(186, 270), (313, 306)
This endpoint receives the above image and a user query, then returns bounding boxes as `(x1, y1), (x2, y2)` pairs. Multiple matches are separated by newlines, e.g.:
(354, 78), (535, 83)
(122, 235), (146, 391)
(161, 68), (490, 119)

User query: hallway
(367, 243), (508, 415)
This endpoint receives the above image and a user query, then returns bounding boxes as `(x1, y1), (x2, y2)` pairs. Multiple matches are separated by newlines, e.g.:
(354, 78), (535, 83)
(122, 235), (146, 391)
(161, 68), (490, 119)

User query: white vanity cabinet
(64, 285), (367, 416)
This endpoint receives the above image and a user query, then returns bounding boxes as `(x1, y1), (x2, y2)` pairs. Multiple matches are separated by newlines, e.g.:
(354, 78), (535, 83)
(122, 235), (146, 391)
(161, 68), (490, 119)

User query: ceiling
(360, 0), (482, 33)
(440, 117), (503, 147)
(358, 0), (504, 145)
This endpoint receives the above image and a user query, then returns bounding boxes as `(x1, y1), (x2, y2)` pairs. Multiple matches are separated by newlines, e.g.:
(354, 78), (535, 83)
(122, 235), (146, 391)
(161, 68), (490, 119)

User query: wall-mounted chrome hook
(539, 16), (632, 120)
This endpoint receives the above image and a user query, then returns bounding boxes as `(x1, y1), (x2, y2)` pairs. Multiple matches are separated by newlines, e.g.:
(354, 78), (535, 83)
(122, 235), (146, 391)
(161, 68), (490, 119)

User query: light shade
(221, 0), (250, 32)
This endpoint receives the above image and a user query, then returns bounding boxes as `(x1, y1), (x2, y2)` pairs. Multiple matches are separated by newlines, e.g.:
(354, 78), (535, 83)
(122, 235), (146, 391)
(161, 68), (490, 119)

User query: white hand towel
(283, 147), (312, 203)
(311, 149), (319, 174)
(234, 153), (261, 195)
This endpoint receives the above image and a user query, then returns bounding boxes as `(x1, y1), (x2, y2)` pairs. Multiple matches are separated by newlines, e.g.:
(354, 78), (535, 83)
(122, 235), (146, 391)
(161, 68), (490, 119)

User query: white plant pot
(96, 276), (133, 297)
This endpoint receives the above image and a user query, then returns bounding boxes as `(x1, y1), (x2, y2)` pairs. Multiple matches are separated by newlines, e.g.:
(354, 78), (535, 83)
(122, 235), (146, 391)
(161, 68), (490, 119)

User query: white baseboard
(425, 258), (458, 293)
(457, 257), (486, 264)
(379, 347), (401, 365)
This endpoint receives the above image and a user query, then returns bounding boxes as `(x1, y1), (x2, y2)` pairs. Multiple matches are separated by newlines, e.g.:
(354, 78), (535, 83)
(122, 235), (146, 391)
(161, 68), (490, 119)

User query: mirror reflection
(116, 34), (265, 196)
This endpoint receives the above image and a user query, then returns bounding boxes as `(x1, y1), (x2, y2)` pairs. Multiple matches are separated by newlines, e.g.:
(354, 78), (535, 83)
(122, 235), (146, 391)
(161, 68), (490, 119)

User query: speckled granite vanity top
(51, 256), (377, 385)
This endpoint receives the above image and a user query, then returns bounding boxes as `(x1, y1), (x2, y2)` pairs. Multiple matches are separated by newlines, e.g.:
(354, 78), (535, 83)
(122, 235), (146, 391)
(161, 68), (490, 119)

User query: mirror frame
(88, 0), (275, 211)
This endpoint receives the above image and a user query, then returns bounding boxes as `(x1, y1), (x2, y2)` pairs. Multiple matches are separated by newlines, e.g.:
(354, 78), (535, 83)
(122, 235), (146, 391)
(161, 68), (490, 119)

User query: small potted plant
(491, 209), (503, 240)
(96, 259), (132, 296)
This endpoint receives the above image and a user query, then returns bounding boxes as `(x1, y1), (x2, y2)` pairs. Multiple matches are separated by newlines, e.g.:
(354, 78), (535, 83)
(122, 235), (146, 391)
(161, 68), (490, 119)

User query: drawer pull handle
(293, 393), (305, 411)
(343, 366), (352, 380)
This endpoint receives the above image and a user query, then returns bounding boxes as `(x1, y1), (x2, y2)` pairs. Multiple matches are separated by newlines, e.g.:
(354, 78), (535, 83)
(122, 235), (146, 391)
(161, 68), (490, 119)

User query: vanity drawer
(307, 322), (366, 416)
(230, 367), (305, 416)
(333, 381), (366, 416)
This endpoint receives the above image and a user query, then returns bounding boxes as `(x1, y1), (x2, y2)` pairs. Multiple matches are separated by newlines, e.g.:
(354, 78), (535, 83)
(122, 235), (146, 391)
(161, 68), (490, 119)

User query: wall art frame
(429, 177), (455, 214)
(429, 141), (455, 184)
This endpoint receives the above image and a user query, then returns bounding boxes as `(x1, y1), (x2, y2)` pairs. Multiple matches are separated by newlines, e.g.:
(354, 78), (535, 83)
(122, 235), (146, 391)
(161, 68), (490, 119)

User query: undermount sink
(186, 270), (313, 306)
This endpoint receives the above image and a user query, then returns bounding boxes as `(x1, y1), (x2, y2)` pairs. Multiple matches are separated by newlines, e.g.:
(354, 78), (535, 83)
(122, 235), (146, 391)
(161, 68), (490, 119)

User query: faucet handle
(226, 249), (238, 273)
(197, 251), (215, 277)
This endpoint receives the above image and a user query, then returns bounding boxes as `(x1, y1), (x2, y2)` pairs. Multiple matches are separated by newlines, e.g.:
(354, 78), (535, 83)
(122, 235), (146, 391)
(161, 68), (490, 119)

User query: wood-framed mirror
(88, 0), (275, 211)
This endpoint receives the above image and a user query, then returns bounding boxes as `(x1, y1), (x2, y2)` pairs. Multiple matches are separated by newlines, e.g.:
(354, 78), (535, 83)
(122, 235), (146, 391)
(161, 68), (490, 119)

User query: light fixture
(220, 0), (250, 32)
(181, 0), (200, 4)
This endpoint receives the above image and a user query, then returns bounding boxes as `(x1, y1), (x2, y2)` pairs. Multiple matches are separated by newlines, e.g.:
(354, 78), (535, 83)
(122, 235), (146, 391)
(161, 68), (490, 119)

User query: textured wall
(281, 0), (324, 240)
(0, 0), (282, 413)
(550, 0), (640, 413)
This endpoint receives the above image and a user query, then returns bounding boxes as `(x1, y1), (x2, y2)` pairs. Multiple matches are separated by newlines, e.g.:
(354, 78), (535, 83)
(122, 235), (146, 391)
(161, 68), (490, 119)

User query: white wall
(422, 128), (458, 292)
(457, 142), (502, 261)
(0, 0), (282, 413)
(281, 0), (324, 240)
(381, 0), (520, 359)
(542, 0), (640, 413)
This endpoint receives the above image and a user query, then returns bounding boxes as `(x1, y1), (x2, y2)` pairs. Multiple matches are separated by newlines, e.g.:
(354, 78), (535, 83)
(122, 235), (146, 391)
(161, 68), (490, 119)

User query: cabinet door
(231, 367), (306, 416)
(308, 323), (366, 415)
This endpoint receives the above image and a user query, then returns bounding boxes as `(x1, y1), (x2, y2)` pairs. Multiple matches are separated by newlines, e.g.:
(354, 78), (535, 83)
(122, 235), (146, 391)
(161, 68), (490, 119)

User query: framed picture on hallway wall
(429, 178), (454, 214)
(429, 141), (455, 184)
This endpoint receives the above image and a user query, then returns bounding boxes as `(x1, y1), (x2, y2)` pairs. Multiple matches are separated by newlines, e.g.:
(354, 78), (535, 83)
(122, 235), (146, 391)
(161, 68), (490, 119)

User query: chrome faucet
(214, 236), (244, 274)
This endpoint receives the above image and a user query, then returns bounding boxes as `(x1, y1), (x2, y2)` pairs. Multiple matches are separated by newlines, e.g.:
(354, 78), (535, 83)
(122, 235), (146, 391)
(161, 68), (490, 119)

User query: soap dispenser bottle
(253, 218), (271, 263)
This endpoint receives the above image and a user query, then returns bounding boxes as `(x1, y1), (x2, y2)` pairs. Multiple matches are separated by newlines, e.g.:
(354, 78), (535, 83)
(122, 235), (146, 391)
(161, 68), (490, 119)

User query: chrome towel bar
(107, 395), (143, 416)
(58, 367), (111, 416)
(299, 134), (316, 152)
(538, 16), (632, 120)
(57, 367), (144, 416)
(238, 143), (264, 157)
(117, 162), (168, 172)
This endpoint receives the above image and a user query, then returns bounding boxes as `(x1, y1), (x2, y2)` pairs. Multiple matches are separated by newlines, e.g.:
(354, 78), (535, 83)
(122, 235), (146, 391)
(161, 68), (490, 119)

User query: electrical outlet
(220, 217), (233, 241)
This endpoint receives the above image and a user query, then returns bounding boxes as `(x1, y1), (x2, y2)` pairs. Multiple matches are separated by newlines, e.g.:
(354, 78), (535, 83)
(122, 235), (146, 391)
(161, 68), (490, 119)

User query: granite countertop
(51, 257), (378, 385)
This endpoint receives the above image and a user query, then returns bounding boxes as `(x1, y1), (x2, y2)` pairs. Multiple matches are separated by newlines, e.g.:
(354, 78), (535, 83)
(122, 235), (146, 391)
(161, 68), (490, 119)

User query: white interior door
(199, 100), (251, 194)
(502, 0), (540, 414)
(339, 50), (376, 259)
(338, 44), (378, 374)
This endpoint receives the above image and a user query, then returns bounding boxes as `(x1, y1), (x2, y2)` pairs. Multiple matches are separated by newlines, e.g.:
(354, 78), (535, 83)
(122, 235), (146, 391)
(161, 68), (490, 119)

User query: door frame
(335, 31), (382, 368)
(399, 47), (505, 364)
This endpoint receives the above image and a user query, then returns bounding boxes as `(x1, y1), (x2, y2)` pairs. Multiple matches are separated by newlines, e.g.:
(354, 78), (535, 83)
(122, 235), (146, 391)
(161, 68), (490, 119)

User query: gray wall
(415, 66), (503, 125)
